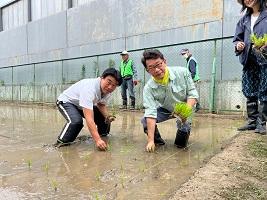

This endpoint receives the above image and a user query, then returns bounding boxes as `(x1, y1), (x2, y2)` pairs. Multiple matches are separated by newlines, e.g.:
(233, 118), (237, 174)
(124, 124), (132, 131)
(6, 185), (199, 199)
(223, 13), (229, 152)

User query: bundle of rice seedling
(250, 33), (267, 49)
(173, 102), (193, 119)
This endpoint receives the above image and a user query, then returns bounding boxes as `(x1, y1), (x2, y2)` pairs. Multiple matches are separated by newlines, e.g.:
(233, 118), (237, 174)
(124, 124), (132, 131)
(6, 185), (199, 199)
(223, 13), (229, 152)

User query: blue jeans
(121, 77), (135, 105)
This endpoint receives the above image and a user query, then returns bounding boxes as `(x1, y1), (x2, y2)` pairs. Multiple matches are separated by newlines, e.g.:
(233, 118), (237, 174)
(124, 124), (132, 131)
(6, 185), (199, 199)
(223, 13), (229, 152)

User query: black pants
(57, 102), (110, 143)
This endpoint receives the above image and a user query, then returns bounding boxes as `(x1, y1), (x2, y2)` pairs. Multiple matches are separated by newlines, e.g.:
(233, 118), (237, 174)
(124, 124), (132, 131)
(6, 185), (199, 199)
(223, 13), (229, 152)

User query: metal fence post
(209, 40), (217, 113)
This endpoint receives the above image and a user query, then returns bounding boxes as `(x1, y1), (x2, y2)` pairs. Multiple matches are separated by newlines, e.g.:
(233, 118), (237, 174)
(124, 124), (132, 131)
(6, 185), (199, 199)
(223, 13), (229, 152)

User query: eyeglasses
(147, 61), (164, 72)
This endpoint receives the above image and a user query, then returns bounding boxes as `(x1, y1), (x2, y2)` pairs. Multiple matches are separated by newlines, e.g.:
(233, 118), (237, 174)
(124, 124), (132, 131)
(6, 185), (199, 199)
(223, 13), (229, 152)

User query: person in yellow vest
(119, 50), (138, 110)
(180, 48), (201, 112)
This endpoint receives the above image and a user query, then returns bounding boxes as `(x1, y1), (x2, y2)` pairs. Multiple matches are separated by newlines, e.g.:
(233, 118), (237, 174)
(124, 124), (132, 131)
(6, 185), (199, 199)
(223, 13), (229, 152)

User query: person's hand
(105, 115), (116, 123)
(236, 41), (245, 51)
(146, 141), (155, 152)
(95, 138), (107, 151)
(133, 80), (138, 86)
(260, 44), (267, 51)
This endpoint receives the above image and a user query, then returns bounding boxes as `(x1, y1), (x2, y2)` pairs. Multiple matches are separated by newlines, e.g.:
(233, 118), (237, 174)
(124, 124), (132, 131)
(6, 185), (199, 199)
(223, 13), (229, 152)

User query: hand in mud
(146, 141), (155, 152)
(105, 115), (116, 123)
(96, 138), (107, 151)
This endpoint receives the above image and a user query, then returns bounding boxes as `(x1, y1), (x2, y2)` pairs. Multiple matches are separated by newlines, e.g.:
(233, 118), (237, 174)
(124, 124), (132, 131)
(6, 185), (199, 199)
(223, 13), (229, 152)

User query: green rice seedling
(250, 33), (267, 49)
(111, 104), (117, 116)
(95, 170), (101, 181)
(173, 102), (193, 119)
(43, 162), (50, 175)
(50, 179), (58, 192)
(120, 171), (125, 188)
(27, 159), (32, 170)
(120, 161), (124, 171)
(107, 141), (112, 151)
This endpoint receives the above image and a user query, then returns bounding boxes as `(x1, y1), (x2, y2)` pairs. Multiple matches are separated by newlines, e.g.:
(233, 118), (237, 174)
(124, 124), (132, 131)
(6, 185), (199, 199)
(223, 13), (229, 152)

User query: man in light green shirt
(141, 49), (198, 152)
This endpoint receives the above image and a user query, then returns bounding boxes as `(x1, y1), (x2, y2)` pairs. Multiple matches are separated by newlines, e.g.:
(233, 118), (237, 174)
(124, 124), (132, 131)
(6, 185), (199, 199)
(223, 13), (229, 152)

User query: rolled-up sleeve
(143, 86), (158, 118)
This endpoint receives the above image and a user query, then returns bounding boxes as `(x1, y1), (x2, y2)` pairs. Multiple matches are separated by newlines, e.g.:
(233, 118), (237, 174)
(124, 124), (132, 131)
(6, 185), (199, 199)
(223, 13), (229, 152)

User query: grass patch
(219, 183), (266, 200)
(248, 138), (267, 158)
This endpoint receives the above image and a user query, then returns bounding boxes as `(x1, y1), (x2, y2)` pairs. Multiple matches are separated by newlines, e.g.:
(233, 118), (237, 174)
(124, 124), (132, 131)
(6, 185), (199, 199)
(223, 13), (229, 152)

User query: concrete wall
(0, 0), (246, 111)
(0, 0), (242, 67)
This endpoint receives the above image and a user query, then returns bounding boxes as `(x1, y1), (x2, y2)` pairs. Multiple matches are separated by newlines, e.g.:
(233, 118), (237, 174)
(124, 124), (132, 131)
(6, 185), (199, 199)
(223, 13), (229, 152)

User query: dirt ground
(170, 132), (267, 200)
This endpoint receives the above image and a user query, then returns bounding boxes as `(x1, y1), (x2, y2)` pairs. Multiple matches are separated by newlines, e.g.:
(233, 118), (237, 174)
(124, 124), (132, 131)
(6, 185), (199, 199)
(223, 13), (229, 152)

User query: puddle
(0, 104), (242, 199)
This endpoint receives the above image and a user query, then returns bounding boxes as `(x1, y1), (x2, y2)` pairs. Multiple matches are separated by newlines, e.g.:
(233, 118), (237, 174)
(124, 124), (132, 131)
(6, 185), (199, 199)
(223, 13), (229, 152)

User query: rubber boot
(144, 125), (165, 145)
(120, 99), (127, 109)
(130, 99), (135, 110)
(174, 123), (191, 148)
(255, 101), (267, 135)
(238, 97), (258, 131)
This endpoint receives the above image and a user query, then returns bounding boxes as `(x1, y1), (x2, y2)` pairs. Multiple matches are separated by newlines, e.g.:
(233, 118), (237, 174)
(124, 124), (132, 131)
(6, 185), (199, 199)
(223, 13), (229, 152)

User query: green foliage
(108, 59), (116, 68)
(50, 179), (58, 192)
(173, 102), (193, 119)
(0, 80), (4, 86)
(250, 33), (267, 48)
(81, 64), (86, 79)
(248, 139), (267, 158)
(27, 159), (32, 169)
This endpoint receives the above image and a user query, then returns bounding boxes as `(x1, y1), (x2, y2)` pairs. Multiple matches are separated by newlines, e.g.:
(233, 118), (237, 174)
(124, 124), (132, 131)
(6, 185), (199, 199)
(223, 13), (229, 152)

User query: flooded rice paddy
(0, 104), (242, 200)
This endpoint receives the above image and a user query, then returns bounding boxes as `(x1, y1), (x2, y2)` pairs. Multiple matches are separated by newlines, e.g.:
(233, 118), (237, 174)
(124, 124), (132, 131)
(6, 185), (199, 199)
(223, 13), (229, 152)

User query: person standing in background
(180, 48), (201, 112)
(233, 0), (267, 134)
(119, 50), (138, 110)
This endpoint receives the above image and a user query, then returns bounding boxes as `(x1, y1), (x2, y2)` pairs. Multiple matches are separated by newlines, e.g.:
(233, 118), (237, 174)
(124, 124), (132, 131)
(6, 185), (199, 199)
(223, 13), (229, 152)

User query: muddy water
(0, 104), (242, 200)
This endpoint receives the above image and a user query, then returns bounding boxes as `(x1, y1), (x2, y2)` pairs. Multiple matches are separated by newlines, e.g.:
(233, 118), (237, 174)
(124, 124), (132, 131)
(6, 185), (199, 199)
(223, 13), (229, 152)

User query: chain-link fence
(0, 37), (245, 112)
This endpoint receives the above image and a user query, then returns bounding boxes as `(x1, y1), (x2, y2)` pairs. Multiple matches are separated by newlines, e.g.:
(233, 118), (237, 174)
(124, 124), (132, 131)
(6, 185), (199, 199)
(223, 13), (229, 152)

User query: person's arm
(233, 18), (245, 55)
(186, 98), (197, 108)
(131, 61), (139, 85)
(188, 59), (197, 79)
(83, 108), (107, 150)
(146, 117), (157, 152)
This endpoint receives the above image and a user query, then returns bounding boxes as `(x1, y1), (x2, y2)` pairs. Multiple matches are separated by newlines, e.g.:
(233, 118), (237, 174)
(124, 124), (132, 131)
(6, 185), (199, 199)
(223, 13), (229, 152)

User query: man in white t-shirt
(55, 68), (122, 150)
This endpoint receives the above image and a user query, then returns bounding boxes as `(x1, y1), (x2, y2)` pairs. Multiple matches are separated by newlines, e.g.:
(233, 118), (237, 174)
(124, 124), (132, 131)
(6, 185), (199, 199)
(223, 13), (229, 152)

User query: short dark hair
(101, 68), (123, 86)
(239, 0), (267, 14)
(141, 49), (165, 68)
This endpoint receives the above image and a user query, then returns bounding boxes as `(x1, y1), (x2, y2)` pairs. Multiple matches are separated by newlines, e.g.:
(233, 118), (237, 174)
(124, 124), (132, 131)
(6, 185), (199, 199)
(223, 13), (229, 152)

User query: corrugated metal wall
(0, 0), (246, 111)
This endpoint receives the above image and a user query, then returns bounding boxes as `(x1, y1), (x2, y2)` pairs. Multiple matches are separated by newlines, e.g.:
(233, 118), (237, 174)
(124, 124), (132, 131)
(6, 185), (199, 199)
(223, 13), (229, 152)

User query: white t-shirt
(251, 15), (259, 33)
(58, 77), (111, 110)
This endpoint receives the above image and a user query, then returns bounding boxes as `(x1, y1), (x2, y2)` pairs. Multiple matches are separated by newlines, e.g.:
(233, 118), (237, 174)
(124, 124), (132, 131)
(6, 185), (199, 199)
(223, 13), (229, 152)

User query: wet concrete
(0, 104), (242, 200)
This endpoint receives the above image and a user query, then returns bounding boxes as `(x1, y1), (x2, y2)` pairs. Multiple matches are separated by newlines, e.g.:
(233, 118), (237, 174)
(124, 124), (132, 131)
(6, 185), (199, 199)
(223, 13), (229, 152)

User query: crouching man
(140, 49), (198, 152)
(55, 68), (122, 151)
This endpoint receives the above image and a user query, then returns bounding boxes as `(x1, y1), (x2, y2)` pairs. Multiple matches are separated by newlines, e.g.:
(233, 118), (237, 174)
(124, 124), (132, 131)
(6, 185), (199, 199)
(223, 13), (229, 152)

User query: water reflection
(0, 104), (241, 199)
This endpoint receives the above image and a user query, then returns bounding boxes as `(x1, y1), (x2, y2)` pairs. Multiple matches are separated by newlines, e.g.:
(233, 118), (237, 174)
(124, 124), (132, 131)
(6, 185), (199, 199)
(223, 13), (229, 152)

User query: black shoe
(154, 134), (166, 145)
(175, 124), (191, 148)
(237, 124), (256, 131)
(255, 124), (266, 135)
(119, 105), (127, 110)
(99, 133), (109, 137)
(144, 126), (165, 145)
(53, 140), (72, 148)
(129, 105), (135, 110)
